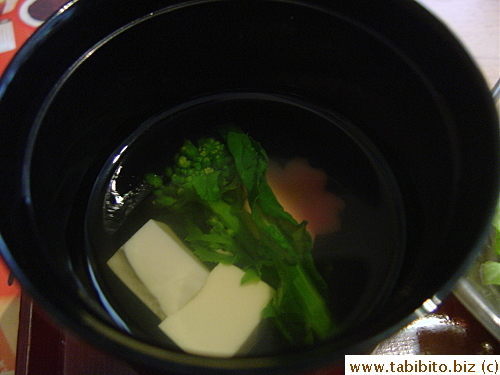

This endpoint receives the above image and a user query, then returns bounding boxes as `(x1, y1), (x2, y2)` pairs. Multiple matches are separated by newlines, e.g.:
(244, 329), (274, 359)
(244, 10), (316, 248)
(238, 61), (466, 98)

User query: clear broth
(85, 92), (406, 356)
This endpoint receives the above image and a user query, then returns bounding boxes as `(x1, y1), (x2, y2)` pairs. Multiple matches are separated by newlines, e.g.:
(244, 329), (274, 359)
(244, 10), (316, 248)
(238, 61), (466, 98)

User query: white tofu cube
(159, 263), (274, 357)
(122, 219), (209, 316)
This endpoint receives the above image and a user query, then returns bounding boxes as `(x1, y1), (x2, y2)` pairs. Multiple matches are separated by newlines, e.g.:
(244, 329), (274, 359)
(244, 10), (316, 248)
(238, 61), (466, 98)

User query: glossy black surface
(0, 0), (499, 373)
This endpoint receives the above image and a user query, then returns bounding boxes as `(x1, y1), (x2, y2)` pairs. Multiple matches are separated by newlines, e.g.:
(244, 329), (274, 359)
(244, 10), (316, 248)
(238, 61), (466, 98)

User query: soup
(85, 93), (405, 357)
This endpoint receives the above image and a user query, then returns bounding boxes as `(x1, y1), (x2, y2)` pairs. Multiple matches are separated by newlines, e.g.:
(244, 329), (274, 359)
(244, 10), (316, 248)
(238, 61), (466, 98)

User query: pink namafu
(266, 158), (345, 238)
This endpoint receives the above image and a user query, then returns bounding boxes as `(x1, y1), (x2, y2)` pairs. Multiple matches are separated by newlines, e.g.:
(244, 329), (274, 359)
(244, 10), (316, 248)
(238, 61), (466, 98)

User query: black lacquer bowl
(0, 0), (499, 373)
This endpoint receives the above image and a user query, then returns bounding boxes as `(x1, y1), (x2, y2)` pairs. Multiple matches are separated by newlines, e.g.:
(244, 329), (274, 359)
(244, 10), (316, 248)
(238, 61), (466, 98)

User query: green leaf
(492, 199), (500, 256)
(225, 129), (333, 344)
(225, 129), (268, 193)
(494, 227), (500, 257)
(482, 261), (500, 285)
(240, 268), (261, 284)
(494, 207), (500, 233)
(191, 170), (221, 201)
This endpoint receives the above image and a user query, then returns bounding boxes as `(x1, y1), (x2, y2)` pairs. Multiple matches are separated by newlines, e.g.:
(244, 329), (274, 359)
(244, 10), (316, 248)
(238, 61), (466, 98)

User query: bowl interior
(1, 0), (498, 372)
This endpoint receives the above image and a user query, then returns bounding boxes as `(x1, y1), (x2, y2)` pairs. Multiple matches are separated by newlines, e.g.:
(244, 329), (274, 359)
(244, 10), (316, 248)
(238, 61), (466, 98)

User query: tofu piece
(159, 263), (274, 357)
(108, 248), (166, 320)
(122, 219), (209, 316)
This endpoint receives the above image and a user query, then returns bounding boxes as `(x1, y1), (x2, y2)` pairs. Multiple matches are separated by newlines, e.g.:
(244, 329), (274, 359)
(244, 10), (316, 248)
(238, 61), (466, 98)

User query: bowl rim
(0, 0), (499, 372)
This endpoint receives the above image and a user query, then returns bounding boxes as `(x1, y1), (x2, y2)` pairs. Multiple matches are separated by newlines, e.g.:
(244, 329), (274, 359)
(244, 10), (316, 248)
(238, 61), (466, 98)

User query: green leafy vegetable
(482, 261), (500, 285)
(146, 128), (335, 345)
(481, 203), (500, 285)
